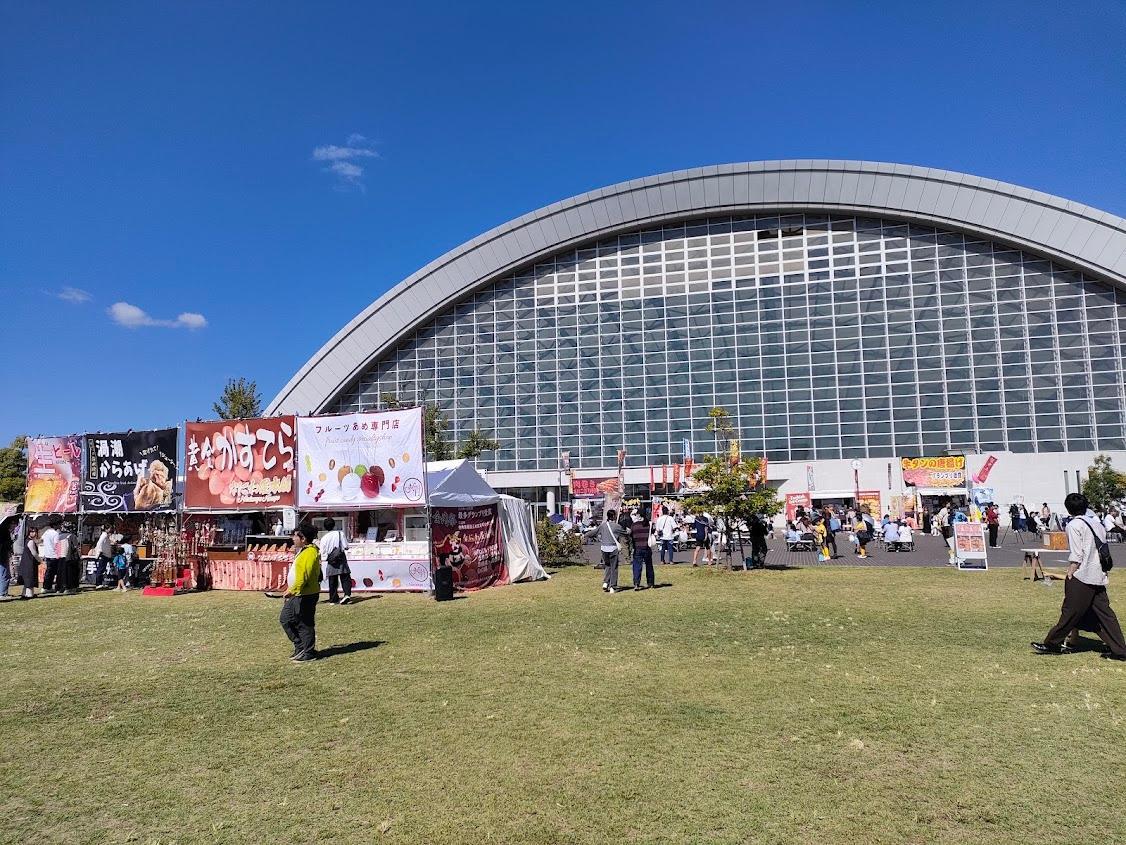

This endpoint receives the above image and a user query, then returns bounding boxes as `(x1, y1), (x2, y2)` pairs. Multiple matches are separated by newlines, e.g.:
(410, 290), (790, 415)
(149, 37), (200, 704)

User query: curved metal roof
(269, 159), (1126, 414)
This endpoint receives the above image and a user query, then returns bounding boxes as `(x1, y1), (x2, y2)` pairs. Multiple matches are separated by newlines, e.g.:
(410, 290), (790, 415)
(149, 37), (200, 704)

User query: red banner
(785, 492), (812, 521)
(432, 505), (505, 590)
(184, 417), (296, 509)
(572, 477), (615, 499)
(974, 455), (998, 484)
(209, 552), (292, 591)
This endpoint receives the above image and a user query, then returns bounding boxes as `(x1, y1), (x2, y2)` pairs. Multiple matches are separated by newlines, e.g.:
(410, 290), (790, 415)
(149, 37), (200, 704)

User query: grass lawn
(1, 565), (1124, 845)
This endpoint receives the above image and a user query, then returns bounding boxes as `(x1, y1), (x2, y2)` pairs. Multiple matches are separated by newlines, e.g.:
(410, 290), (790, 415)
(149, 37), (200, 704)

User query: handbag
(647, 529), (658, 550)
(1076, 517), (1114, 572)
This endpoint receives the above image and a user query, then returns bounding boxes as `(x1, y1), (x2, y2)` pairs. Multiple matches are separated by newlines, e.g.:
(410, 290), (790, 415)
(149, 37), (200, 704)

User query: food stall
(182, 417), (299, 592)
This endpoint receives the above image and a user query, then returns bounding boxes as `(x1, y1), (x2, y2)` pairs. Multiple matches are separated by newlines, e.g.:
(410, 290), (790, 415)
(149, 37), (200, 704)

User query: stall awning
(425, 460), (501, 507)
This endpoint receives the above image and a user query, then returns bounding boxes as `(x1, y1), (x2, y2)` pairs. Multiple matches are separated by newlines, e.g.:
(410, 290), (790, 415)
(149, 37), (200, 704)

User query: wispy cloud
(313, 134), (378, 189)
(108, 301), (208, 330)
(56, 286), (92, 304)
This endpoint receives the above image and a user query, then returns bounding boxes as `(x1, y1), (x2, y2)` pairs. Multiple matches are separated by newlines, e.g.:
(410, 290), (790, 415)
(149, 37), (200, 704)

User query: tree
(381, 392), (454, 460)
(213, 378), (262, 419)
(684, 454), (780, 569)
(534, 516), (584, 567)
(1082, 454), (1126, 513)
(705, 406), (737, 452)
(456, 430), (501, 460)
(0, 436), (28, 503)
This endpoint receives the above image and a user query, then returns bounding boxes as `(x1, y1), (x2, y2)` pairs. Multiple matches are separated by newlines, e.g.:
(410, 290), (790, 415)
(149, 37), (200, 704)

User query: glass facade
(332, 214), (1126, 471)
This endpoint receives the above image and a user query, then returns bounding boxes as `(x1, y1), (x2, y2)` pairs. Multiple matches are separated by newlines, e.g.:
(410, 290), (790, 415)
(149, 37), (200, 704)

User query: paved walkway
(582, 531), (1070, 570)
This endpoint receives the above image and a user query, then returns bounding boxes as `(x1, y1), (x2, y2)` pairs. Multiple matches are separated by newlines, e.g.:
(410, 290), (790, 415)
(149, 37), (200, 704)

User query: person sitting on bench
(882, 519), (900, 549)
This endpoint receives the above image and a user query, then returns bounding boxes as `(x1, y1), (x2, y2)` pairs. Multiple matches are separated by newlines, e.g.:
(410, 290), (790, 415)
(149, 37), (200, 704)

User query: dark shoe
(1100, 652), (1126, 661)
(1031, 642), (1063, 654)
(339, 595), (352, 605)
(292, 650), (317, 662)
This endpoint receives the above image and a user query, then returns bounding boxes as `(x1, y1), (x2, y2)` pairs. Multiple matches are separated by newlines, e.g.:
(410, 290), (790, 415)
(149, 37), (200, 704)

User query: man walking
(39, 521), (61, 595)
(280, 526), (322, 662)
(317, 517), (352, 605)
(1032, 493), (1126, 661)
(91, 525), (114, 588)
(655, 506), (677, 564)
(588, 509), (626, 594)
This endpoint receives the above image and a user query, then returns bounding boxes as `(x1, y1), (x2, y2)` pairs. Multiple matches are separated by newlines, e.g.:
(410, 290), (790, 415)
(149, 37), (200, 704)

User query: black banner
(81, 429), (179, 512)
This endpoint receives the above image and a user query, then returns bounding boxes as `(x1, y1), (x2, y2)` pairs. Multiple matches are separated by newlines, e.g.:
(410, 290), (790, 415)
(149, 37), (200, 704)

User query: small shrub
(535, 517), (585, 567)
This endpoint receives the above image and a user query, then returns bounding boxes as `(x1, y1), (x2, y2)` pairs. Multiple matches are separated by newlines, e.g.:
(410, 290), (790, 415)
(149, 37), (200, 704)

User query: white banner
(297, 409), (427, 509)
(326, 557), (432, 592)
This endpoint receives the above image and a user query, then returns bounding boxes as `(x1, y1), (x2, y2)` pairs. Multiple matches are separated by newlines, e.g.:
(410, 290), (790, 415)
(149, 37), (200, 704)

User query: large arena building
(270, 161), (1126, 515)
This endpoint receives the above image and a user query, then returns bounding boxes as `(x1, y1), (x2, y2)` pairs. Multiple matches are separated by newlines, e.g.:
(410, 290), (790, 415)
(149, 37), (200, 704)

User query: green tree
(705, 406), (737, 453)
(1082, 453), (1126, 513)
(456, 430), (501, 460)
(534, 516), (584, 567)
(213, 377), (262, 419)
(0, 436), (28, 503)
(684, 454), (780, 569)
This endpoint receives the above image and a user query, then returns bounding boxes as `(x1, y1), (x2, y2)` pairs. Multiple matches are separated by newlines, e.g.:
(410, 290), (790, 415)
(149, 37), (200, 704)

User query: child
(813, 518), (830, 562)
(112, 546), (130, 592)
(853, 516), (870, 559)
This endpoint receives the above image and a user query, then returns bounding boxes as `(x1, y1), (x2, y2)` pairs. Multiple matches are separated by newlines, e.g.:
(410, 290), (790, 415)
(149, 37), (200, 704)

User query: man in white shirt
(1032, 493), (1125, 660)
(882, 521), (900, 545)
(39, 523), (62, 594)
(897, 522), (913, 546)
(654, 506), (678, 564)
(316, 517), (351, 604)
(92, 526), (114, 588)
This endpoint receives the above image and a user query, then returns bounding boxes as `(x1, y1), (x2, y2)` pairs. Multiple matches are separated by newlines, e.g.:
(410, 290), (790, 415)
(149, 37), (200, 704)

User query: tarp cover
(498, 495), (548, 583)
(425, 459), (500, 507)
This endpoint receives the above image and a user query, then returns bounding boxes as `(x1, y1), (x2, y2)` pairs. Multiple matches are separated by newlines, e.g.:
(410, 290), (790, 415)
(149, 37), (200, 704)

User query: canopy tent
(425, 459), (500, 507)
(498, 494), (548, 583)
(424, 460), (546, 585)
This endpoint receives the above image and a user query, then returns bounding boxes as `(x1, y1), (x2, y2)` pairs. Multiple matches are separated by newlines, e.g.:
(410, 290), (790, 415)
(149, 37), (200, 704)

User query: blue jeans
(0, 561), (9, 597)
(632, 547), (655, 587)
(659, 539), (675, 563)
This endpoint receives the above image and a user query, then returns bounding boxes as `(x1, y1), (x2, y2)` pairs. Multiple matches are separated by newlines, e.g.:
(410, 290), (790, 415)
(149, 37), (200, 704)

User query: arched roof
(269, 159), (1126, 414)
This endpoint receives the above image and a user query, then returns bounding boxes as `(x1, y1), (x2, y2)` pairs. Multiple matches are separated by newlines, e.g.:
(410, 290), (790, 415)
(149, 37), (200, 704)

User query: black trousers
(1045, 577), (1126, 657)
(61, 558), (80, 591)
(43, 558), (63, 592)
(825, 531), (838, 557)
(280, 594), (318, 654)
(328, 572), (352, 603)
(988, 524), (999, 547)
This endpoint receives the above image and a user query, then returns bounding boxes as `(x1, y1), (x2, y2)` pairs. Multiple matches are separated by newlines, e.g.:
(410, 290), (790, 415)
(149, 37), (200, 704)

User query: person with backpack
(112, 546), (130, 592)
(1032, 493), (1125, 660)
(317, 517), (351, 605)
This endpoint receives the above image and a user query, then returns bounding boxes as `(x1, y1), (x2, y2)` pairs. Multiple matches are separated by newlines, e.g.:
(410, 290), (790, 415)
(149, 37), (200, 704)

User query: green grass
(1, 565), (1124, 845)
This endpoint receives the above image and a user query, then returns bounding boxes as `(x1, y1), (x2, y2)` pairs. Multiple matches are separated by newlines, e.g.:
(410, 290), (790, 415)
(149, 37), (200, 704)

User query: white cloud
(57, 286), (92, 304)
(108, 301), (208, 330)
(313, 134), (378, 189)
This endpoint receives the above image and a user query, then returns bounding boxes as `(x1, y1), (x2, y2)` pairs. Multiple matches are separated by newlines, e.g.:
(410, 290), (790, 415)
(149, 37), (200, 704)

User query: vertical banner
(296, 409), (425, 508)
(431, 504), (505, 590)
(24, 436), (82, 513)
(806, 464), (816, 492)
(184, 417), (296, 509)
(785, 492), (812, 521)
(81, 429), (178, 512)
(857, 490), (882, 518)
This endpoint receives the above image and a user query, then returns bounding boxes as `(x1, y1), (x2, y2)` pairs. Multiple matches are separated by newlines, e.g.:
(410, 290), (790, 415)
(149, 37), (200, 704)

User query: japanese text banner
(81, 429), (178, 512)
(24, 436), (82, 513)
(432, 504), (506, 590)
(296, 409), (426, 509)
(184, 417), (296, 509)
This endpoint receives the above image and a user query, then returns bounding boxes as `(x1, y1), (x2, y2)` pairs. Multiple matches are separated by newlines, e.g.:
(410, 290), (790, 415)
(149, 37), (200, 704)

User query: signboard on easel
(955, 523), (988, 570)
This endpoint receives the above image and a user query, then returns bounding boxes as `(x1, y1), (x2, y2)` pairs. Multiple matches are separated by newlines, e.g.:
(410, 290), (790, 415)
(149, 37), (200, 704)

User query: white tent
(424, 460), (547, 584)
(425, 459), (500, 507)
(498, 494), (548, 583)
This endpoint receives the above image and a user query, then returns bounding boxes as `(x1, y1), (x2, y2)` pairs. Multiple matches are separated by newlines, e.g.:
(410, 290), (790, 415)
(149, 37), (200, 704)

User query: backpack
(1077, 517), (1114, 572)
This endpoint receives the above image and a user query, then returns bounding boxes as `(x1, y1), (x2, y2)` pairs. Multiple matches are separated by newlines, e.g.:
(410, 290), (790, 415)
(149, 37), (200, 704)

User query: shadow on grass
(317, 640), (387, 659)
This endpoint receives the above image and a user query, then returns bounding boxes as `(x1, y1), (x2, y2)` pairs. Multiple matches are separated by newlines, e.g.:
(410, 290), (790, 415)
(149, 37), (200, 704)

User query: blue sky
(2, 1), (1125, 445)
